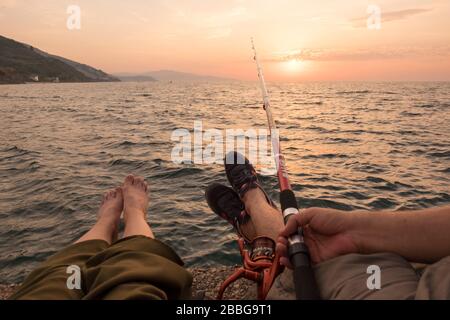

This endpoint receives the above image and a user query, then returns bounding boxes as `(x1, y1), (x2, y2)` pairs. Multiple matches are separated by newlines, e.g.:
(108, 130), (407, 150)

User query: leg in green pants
(10, 236), (192, 300)
(10, 175), (192, 300)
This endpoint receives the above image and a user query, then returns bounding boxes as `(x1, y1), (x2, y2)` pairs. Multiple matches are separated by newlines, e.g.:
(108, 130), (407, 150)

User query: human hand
(276, 207), (361, 266)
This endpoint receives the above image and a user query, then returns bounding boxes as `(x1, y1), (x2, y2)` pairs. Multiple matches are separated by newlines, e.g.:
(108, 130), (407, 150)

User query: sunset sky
(1, 0), (449, 81)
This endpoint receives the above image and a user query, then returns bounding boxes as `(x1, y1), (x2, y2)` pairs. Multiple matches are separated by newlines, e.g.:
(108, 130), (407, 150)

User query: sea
(0, 81), (449, 283)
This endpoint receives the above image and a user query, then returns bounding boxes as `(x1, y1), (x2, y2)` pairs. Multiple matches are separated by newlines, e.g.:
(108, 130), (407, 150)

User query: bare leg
(241, 188), (284, 242)
(122, 174), (154, 239)
(75, 188), (123, 245)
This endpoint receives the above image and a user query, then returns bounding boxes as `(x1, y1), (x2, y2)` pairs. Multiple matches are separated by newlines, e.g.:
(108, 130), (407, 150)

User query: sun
(284, 59), (304, 72)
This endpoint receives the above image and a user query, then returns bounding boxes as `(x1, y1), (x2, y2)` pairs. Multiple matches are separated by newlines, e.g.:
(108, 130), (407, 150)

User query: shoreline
(0, 266), (255, 300)
(0, 80), (121, 85)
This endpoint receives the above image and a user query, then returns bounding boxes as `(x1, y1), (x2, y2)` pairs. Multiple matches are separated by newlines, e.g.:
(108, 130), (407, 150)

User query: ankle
(97, 215), (119, 228)
(123, 209), (147, 224)
(243, 188), (269, 213)
(245, 199), (273, 217)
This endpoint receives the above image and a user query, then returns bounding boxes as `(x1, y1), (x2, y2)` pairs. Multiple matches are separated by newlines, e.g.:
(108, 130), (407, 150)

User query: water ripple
(0, 81), (449, 283)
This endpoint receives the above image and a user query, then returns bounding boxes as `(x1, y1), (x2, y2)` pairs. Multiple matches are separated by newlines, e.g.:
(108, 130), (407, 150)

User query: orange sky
(1, 0), (449, 81)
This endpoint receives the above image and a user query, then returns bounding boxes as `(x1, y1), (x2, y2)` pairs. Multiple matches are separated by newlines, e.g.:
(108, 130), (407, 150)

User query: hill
(0, 35), (119, 84)
(116, 75), (157, 82)
(115, 70), (232, 82)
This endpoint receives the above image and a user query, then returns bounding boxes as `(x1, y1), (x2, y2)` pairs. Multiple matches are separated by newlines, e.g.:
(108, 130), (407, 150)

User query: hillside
(116, 75), (157, 82)
(0, 35), (119, 84)
(115, 70), (232, 82)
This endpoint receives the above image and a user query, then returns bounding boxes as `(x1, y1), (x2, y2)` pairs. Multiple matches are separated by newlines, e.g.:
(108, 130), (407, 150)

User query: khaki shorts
(268, 253), (450, 300)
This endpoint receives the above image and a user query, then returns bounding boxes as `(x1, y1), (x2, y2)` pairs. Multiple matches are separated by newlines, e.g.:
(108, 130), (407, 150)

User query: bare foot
(98, 188), (123, 225)
(75, 187), (123, 244)
(97, 188), (123, 238)
(122, 174), (149, 222)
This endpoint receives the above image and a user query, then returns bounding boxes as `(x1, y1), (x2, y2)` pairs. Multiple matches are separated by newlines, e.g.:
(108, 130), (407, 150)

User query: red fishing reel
(217, 236), (283, 300)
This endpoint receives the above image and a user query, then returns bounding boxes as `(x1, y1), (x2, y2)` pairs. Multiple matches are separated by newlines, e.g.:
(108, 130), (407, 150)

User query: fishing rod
(251, 39), (320, 300)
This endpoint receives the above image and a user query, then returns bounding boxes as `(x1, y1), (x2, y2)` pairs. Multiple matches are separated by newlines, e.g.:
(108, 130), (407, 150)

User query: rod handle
(280, 189), (321, 300)
(289, 244), (321, 300)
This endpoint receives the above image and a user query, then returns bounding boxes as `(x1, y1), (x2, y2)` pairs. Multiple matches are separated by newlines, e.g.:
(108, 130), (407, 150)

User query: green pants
(9, 236), (192, 300)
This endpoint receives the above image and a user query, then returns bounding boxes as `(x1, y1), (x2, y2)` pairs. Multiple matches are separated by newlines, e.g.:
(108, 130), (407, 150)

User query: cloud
(270, 45), (450, 62)
(0, 0), (19, 8)
(351, 8), (432, 28)
(206, 27), (232, 39)
(164, 3), (248, 40)
(229, 6), (246, 17)
(131, 11), (150, 23)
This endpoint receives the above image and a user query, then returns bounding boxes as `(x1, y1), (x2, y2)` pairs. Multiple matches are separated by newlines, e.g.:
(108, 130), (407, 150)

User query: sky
(1, 0), (449, 81)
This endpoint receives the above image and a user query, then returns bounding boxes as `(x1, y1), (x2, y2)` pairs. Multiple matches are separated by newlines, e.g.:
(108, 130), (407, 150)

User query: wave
(414, 103), (435, 109)
(342, 191), (370, 200)
(1, 145), (37, 155)
(296, 197), (355, 211)
(381, 98), (398, 102)
(0, 147), (40, 167)
(428, 150), (450, 159)
(400, 111), (422, 117)
(396, 130), (419, 136)
(151, 167), (204, 179)
(365, 176), (389, 183)
(323, 137), (360, 144)
(0, 160), (41, 173)
(302, 153), (348, 159)
(336, 90), (371, 95)
(413, 193), (450, 207)
(293, 101), (323, 105)
(351, 164), (386, 174)
(304, 125), (337, 134)
(342, 129), (366, 135)
(367, 197), (398, 209)
(380, 91), (398, 95)
(108, 158), (148, 169)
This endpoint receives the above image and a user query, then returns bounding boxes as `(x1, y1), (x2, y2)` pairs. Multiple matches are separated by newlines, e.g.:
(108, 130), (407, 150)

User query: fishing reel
(217, 236), (284, 300)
